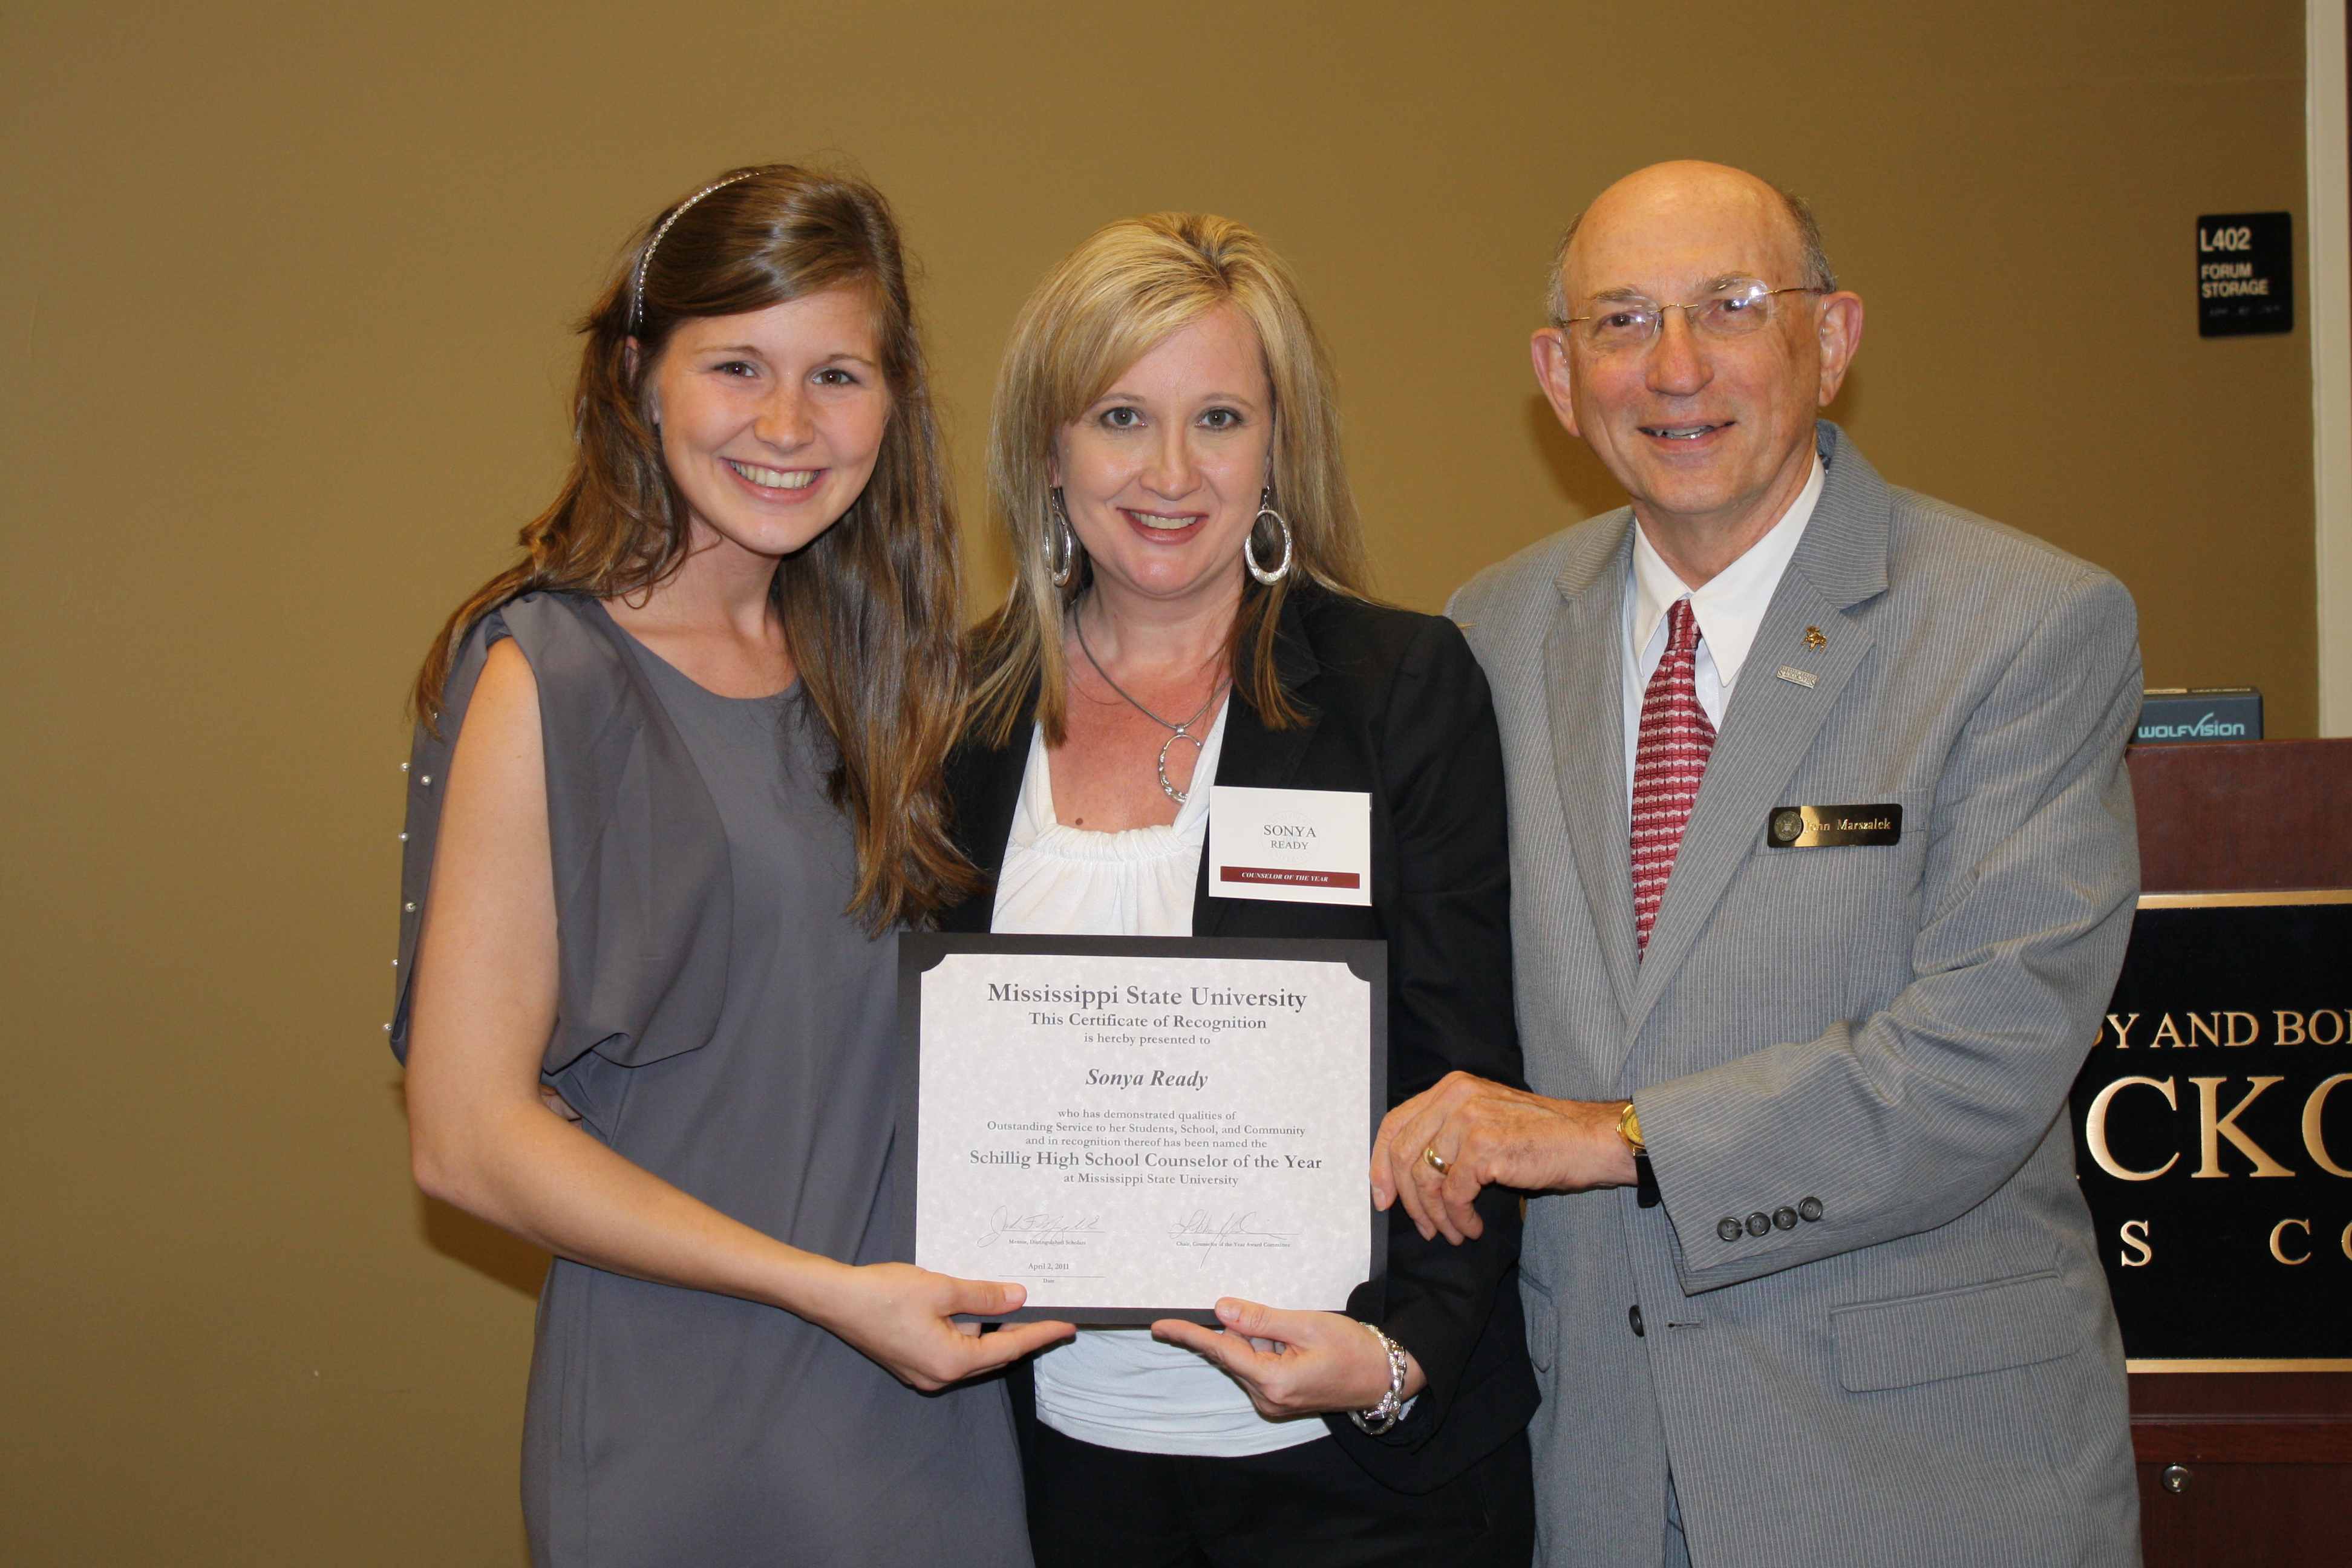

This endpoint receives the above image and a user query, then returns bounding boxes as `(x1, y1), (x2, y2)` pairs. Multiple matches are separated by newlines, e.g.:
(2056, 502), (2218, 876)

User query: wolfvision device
(2134, 687), (2262, 745)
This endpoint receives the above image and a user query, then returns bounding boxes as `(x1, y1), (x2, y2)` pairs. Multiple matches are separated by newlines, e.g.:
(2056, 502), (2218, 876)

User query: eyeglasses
(1559, 279), (1824, 351)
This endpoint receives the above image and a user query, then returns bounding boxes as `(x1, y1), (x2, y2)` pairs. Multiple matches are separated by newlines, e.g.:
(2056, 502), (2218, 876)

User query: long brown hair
(969, 212), (1373, 748)
(413, 163), (977, 929)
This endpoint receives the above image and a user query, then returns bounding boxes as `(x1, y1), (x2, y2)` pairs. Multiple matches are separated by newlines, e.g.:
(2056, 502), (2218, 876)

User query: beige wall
(0, 3), (2314, 1561)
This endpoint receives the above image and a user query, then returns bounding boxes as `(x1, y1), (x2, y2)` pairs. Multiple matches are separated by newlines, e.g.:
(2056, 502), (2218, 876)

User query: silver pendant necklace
(1073, 617), (1226, 803)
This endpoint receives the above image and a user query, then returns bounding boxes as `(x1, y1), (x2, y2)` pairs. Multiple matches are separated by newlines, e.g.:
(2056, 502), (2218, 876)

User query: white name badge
(1208, 786), (1373, 906)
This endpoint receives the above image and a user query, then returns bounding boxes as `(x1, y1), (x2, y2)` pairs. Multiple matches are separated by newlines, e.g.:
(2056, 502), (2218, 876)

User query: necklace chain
(1073, 614), (1226, 803)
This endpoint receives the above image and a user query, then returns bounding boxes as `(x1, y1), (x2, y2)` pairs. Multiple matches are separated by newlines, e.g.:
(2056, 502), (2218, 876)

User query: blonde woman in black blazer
(947, 213), (1537, 1567)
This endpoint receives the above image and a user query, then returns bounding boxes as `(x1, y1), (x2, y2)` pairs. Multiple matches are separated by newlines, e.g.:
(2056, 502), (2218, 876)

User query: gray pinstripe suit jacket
(1449, 424), (2144, 1567)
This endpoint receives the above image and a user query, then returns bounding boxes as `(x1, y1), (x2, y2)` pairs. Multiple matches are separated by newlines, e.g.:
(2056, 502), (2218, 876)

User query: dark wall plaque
(2135, 687), (2263, 745)
(2196, 211), (2294, 337)
(2069, 892), (2352, 1368)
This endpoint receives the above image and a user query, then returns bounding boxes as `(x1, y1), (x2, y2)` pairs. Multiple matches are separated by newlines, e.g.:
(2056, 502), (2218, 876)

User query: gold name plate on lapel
(1767, 804), (1903, 848)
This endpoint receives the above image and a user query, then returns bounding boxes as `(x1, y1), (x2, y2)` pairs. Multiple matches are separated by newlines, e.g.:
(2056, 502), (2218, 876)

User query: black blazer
(942, 587), (1539, 1492)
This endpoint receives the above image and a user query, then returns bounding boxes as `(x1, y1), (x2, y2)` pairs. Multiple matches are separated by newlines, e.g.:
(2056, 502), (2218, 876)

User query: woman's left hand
(1151, 1300), (1425, 1421)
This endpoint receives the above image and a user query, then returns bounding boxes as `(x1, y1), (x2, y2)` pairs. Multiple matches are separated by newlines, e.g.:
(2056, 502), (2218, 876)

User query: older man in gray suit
(1370, 162), (2143, 1566)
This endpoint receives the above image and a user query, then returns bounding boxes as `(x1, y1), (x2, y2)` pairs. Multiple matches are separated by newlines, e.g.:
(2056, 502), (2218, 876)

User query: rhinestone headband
(629, 170), (762, 336)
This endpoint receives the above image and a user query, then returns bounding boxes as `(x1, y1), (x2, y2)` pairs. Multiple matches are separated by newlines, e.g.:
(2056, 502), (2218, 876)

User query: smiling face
(645, 287), (892, 566)
(1052, 304), (1273, 618)
(1532, 162), (1861, 553)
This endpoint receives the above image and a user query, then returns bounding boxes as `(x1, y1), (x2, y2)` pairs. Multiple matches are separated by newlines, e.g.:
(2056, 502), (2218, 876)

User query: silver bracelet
(1348, 1321), (1410, 1434)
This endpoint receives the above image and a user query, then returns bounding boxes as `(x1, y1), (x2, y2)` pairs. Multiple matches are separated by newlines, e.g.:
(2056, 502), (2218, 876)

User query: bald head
(1526, 159), (1864, 579)
(1545, 162), (1832, 325)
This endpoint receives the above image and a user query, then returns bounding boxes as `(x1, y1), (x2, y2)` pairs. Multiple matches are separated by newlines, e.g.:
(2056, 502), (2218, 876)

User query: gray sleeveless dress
(393, 594), (1029, 1568)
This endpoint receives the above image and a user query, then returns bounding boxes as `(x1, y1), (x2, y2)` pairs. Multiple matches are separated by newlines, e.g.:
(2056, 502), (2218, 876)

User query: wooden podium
(2123, 739), (2352, 1565)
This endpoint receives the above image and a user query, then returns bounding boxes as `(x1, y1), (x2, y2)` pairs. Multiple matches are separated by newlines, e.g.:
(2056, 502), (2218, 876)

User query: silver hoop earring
(1048, 488), (1080, 589)
(1245, 492), (1293, 586)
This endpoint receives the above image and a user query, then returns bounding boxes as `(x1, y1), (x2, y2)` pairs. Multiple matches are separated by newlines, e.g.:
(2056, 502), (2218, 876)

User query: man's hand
(1370, 1072), (1639, 1243)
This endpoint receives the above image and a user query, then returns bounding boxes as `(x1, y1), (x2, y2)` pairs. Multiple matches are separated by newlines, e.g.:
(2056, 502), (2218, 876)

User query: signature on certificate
(1168, 1209), (1299, 1263)
(975, 1207), (1105, 1247)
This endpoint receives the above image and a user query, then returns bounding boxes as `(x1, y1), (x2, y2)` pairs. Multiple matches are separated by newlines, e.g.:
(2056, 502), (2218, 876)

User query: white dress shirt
(1621, 456), (1823, 804)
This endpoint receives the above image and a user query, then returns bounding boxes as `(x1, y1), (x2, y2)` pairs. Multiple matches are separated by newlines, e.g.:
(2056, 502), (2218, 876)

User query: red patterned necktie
(1631, 596), (1715, 954)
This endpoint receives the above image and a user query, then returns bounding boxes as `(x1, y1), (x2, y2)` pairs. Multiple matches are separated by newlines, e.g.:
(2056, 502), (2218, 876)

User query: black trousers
(1022, 1420), (1535, 1568)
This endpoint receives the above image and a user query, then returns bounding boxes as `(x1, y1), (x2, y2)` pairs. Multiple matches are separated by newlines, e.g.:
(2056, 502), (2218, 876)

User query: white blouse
(991, 707), (1327, 1458)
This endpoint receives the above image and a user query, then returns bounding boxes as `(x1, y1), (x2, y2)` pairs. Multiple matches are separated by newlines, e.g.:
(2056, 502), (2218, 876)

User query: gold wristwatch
(1619, 1100), (1661, 1209)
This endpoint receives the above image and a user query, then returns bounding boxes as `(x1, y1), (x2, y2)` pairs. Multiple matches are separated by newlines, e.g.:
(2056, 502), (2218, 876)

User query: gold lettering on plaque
(2152, 1014), (2186, 1048)
(2223, 1012), (2260, 1046)
(2269, 1218), (2313, 1264)
(2086, 1076), (2180, 1180)
(2119, 1219), (2154, 1267)
(2103, 1013), (2143, 1048)
(2189, 1014), (2224, 1048)
(2190, 1077), (2296, 1177)
(2313, 1010), (2348, 1047)
(2278, 1011), (2307, 1045)
(2305, 1073), (2352, 1178)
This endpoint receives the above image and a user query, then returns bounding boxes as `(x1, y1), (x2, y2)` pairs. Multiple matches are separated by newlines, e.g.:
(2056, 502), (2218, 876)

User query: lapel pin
(1804, 627), (1827, 649)
(1775, 665), (1818, 688)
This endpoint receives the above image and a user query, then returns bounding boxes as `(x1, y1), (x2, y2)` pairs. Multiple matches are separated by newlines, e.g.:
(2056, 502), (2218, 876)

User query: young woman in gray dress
(392, 165), (1072, 1567)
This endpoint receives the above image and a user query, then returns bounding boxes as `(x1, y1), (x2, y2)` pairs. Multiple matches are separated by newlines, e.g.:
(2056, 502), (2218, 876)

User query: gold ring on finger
(1423, 1147), (1451, 1175)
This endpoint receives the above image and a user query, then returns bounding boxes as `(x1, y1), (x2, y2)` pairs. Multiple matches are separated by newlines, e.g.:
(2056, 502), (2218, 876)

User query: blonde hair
(969, 212), (1372, 746)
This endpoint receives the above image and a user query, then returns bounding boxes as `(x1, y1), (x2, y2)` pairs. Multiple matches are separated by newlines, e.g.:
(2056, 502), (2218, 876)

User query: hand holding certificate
(897, 935), (1388, 1324)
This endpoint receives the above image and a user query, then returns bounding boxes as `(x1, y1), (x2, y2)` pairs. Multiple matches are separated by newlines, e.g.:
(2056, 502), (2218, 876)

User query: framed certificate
(895, 933), (1388, 1325)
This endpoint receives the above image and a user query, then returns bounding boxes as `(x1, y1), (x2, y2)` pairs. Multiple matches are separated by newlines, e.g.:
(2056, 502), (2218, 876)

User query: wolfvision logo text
(2136, 711), (2248, 740)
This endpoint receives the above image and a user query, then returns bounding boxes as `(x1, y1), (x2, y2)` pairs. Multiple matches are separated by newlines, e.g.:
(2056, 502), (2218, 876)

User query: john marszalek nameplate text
(895, 933), (1388, 1325)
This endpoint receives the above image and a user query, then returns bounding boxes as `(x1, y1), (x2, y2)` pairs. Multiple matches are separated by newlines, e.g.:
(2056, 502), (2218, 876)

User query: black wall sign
(2197, 212), (2295, 338)
(2069, 893), (2352, 1366)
